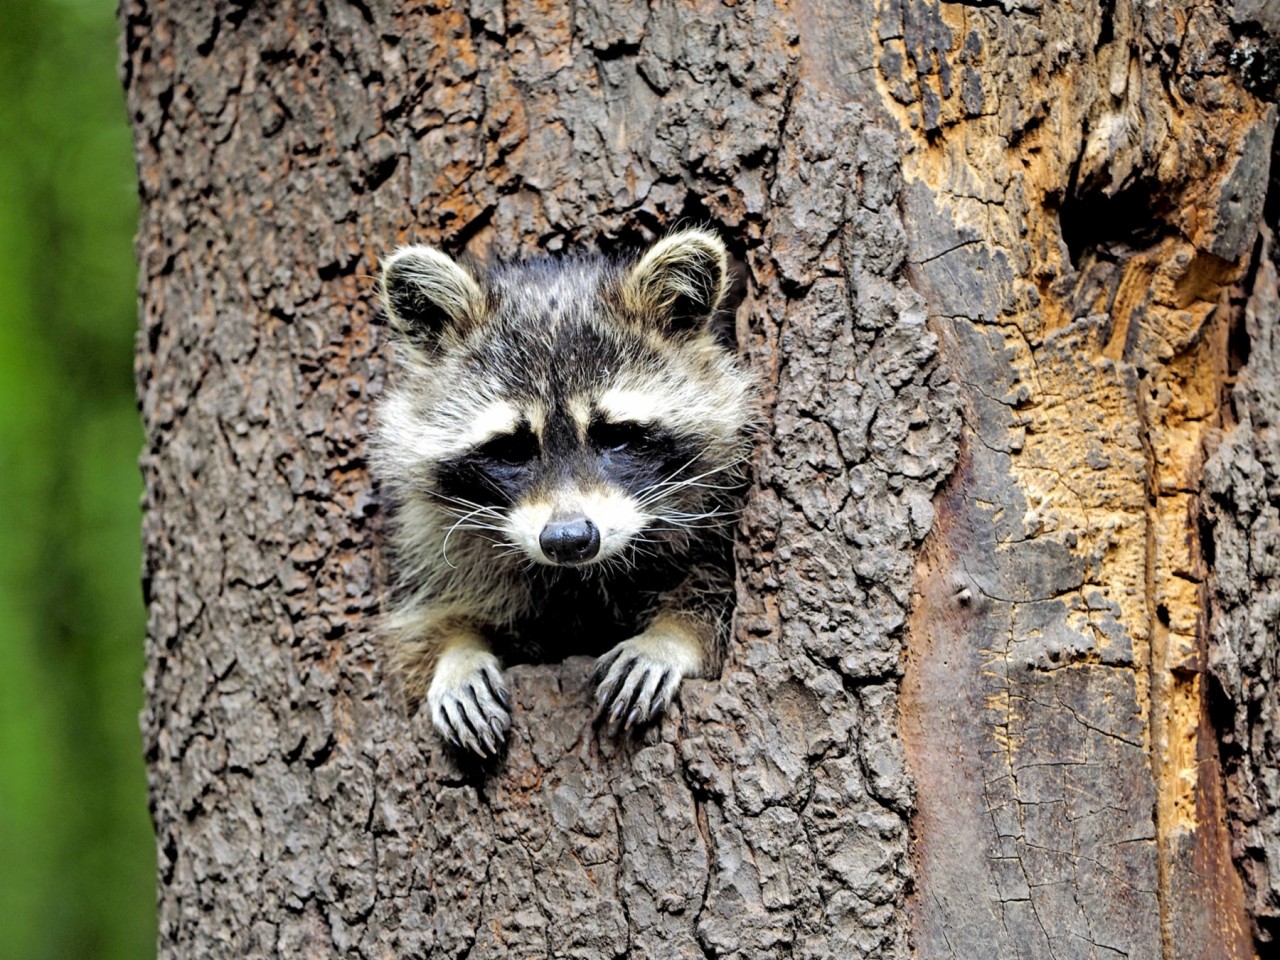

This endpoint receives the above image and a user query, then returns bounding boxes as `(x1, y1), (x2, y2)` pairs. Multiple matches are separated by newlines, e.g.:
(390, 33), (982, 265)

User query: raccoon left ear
(622, 228), (729, 333)
(380, 245), (485, 349)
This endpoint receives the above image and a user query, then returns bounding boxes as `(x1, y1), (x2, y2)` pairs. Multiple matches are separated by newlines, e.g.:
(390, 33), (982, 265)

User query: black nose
(539, 516), (601, 564)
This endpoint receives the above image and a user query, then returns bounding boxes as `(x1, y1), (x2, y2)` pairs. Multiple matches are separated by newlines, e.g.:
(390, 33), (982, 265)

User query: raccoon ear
(622, 228), (729, 333)
(380, 245), (485, 348)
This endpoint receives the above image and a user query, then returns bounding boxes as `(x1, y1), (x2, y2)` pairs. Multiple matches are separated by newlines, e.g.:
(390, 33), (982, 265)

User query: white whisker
(634, 454), (748, 509)
(442, 506), (507, 568)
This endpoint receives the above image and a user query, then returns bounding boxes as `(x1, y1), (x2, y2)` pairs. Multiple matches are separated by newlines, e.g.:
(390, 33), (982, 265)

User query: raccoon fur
(372, 229), (754, 757)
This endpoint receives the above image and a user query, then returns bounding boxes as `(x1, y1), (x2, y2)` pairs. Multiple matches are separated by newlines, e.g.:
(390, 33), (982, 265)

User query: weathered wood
(889, 2), (1276, 956)
(124, 1), (1278, 957)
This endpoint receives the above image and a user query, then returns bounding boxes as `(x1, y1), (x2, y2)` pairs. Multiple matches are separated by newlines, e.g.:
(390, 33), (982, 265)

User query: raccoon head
(376, 229), (752, 572)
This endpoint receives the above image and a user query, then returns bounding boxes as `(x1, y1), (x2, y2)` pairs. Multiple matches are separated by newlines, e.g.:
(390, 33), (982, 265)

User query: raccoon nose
(539, 516), (601, 564)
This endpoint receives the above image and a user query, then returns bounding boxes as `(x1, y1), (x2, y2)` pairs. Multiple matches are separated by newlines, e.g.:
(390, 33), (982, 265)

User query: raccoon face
(377, 229), (752, 571)
(433, 386), (706, 567)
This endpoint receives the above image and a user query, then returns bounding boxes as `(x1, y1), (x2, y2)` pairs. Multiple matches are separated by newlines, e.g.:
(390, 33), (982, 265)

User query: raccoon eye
(589, 419), (653, 453)
(476, 429), (538, 465)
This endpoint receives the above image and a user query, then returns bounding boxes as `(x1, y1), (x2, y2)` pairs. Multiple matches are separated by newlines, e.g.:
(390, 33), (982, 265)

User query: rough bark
(1206, 222), (1280, 944)
(124, 1), (1278, 958)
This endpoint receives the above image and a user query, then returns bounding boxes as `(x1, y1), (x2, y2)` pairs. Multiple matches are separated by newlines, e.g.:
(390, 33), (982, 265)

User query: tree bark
(124, 1), (1279, 957)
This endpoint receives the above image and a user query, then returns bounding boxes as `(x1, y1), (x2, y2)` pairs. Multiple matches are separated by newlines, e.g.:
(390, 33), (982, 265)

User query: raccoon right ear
(621, 228), (730, 333)
(380, 245), (485, 348)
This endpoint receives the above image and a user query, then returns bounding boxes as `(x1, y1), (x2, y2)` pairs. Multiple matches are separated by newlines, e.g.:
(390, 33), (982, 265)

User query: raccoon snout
(539, 516), (601, 564)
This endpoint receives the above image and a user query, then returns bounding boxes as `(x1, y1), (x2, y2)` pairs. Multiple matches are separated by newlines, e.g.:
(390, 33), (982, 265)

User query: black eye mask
(437, 424), (540, 508)
(587, 417), (695, 497)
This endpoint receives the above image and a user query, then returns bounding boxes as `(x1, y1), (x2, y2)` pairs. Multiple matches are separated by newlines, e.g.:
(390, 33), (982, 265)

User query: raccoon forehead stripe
(567, 395), (592, 437)
(525, 402), (549, 435)
(596, 386), (664, 424)
(460, 400), (522, 447)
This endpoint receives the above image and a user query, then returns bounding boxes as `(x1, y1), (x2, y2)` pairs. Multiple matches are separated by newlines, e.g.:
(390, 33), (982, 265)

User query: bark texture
(124, 1), (1279, 958)
(1206, 222), (1280, 945)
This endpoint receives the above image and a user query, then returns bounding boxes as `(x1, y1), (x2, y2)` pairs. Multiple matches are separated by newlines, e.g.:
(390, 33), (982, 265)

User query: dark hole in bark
(364, 150), (400, 192)
(1228, 302), (1252, 378)
(1205, 673), (1238, 758)
(196, 15), (220, 56)
(718, 233), (751, 352)
(1097, 0), (1116, 48)
(1198, 508), (1217, 570)
(1229, 21), (1280, 101)
(226, 0), (251, 28)
(1256, 891), (1280, 944)
(451, 203), (495, 256)
(1057, 178), (1171, 268)
(1264, 127), (1280, 232)
(161, 834), (178, 884)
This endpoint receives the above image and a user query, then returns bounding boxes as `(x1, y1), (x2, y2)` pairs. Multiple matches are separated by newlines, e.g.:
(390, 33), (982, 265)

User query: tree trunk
(124, 1), (1279, 957)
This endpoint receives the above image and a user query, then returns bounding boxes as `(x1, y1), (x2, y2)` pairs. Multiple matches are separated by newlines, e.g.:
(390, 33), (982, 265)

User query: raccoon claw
(594, 640), (686, 731)
(427, 649), (511, 758)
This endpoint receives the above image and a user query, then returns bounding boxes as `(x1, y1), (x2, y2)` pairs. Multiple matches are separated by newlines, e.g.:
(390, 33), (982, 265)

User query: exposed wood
(887, 2), (1276, 956)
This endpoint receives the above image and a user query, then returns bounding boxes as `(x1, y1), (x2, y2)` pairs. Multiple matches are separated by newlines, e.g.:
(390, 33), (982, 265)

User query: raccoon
(372, 229), (754, 757)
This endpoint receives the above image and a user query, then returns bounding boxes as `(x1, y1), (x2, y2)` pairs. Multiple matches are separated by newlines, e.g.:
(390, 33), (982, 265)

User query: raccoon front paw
(427, 647), (512, 757)
(592, 625), (704, 730)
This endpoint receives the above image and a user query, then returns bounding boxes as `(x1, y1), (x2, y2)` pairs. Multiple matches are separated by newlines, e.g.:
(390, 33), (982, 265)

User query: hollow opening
(1057, 177), (1172, 269)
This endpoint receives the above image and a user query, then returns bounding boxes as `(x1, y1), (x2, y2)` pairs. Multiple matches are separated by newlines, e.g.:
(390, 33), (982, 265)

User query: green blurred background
(0, 1), (154, 958)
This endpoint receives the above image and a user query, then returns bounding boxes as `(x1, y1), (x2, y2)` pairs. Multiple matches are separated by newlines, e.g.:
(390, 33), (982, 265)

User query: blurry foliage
(0, 1), (153, 958)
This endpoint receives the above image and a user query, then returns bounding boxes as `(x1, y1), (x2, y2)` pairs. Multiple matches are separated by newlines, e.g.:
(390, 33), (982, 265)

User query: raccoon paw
(592, 628), (702, 730)
(426, 647), (512, 757)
